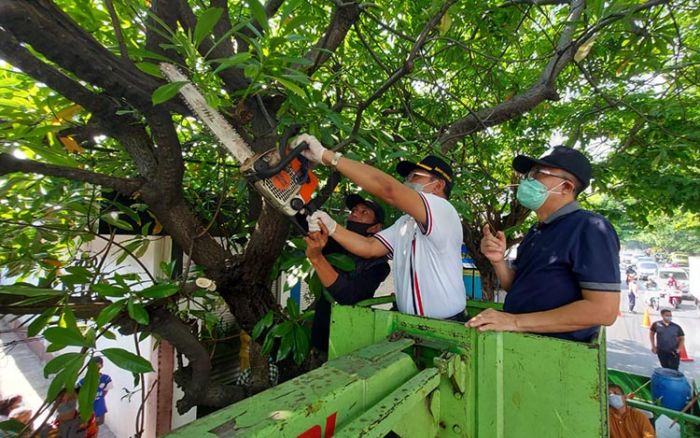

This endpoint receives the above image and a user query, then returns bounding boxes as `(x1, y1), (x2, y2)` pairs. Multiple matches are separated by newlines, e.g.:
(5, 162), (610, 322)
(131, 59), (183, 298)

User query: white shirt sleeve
(374, 218), (402, 258)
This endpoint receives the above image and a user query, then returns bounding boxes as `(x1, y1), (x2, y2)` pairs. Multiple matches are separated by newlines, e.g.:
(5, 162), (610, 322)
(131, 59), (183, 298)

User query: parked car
(636, 261), (658, 280)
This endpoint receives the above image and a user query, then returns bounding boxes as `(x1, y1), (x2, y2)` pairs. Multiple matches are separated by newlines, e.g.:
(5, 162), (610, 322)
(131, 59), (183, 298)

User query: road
(607, 278), (700, 383)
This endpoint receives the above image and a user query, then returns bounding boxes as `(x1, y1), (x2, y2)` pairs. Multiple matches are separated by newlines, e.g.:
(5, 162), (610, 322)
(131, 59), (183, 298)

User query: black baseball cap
(513, 146), (592, 190)
(396, 155), (454, 195)
(345, 194), (385, 224)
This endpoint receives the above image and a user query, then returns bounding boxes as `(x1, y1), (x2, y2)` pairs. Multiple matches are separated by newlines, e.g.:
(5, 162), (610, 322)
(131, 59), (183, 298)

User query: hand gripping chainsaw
(159, 63), (317, 233)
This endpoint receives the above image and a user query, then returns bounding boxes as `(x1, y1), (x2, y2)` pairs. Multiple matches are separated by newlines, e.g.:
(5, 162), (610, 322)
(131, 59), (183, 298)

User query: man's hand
(307, 211), (337, 235)
(292, 134), (327, 165)
(466, 308), (519, 332)
(651, 346), (657, 354)
(305, 227), (329, 260)
(480, 224), (507, 264)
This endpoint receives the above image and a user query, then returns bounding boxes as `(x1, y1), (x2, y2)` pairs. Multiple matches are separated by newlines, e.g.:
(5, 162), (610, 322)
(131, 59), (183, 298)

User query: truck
(166, 300), (700, 437)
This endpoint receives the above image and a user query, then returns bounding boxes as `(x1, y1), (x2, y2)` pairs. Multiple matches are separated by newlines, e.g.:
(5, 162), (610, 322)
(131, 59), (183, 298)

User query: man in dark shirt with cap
(468, 146), (620, 341)
(306, 194), (390, 354)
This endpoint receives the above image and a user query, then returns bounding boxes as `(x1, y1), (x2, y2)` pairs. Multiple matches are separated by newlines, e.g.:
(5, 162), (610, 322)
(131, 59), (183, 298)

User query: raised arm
(295, 134), (429, 225)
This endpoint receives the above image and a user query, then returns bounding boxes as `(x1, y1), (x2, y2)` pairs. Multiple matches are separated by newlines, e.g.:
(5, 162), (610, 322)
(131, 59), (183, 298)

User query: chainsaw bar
(159, 63), (255, 163)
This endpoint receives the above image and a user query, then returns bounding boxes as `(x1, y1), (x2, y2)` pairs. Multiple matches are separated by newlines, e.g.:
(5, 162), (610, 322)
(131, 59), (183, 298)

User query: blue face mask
(516, 177), (564, 210)
(608, 394), (624, 409)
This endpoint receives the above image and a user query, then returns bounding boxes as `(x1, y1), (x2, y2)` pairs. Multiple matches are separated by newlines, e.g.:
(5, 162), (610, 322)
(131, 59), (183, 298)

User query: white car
(636, 261), (658, 280)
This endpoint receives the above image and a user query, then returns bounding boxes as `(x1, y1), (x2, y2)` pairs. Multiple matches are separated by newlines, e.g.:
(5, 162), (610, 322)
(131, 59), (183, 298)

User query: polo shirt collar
(542, 201), (581, 225)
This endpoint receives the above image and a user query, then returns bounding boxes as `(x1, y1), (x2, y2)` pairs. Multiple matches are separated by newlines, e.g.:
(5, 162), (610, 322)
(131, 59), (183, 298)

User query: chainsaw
(159, 63), (317, 233)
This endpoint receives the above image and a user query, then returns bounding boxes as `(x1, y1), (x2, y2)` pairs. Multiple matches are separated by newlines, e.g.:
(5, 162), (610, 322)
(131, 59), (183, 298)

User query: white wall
(80, 235), (197, 437)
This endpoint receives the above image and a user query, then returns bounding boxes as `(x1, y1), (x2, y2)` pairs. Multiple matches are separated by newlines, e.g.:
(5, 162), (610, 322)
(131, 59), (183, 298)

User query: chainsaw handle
(252, 125), (309, 178)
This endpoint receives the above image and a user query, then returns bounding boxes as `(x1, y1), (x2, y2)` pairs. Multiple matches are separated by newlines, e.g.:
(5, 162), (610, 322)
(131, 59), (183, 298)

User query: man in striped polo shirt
(293, 134), (467, 321)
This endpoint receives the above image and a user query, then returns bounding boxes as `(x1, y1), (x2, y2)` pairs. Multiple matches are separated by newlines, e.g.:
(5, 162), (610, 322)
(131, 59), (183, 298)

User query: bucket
(650, 368), (691, 411)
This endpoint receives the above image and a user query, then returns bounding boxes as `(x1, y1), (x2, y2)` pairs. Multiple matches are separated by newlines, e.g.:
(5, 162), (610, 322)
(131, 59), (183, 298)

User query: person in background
(607, 383), (655, 438)
(649, 309), (685, 370)
(306, 194), (390, 355)
(627, 271), (638, 313)
(37, 388), (98, 438)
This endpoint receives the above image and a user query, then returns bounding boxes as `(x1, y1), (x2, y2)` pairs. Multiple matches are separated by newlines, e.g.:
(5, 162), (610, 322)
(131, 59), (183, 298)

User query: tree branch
(0, 0), (169, 114)
(348, 0), (457, 139)
(300, 2), (362, 76)
(0, 153), (144, 195)
(438, 0), (583, 151)
(439, 0), (667, 151)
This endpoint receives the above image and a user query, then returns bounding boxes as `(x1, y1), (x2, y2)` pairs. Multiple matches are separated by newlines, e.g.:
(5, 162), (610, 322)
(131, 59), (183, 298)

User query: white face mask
(404, 179), (437, 193)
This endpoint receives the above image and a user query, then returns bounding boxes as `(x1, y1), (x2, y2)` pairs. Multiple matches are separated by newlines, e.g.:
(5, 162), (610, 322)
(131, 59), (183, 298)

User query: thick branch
(0, 0), (169, 114)
(439, 0), (667, 151)
(0, 295), (110, 319)
(300, 2), (362, 76)
(0, 153), (144, 195)
(0, 25), (160, 179)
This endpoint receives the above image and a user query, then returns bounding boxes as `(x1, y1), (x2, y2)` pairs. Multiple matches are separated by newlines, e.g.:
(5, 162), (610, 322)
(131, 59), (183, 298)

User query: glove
(306, 211), (337, 235)
(292, 134), (327, 165)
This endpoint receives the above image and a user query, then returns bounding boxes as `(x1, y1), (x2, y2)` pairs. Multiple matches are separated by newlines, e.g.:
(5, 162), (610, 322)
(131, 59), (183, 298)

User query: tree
(0, 0), (697, 419)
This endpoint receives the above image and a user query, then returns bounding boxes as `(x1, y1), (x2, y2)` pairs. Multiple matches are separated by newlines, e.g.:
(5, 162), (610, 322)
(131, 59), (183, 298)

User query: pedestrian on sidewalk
(627, 272), (638, 313)
(649, 309), (685, 370)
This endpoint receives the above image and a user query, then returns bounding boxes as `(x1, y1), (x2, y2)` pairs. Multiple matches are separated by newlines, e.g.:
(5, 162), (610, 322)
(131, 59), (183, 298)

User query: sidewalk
(0, 317), (116, 438)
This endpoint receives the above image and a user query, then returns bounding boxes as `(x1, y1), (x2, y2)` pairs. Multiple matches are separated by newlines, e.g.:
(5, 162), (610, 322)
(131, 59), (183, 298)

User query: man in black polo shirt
(305, 194), (390, 355)
(649, 309), (685, 370)
(467, 146), (620, 342)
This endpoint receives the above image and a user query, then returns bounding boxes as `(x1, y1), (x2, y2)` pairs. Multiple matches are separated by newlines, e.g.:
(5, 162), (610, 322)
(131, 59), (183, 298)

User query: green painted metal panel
(330, 305), (607, 437)
(167, 338), (421, 437)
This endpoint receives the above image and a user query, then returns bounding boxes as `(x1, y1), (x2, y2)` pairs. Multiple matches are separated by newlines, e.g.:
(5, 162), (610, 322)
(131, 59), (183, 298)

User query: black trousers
(445, 309), (470, 323)
(658, 350), (680, 370)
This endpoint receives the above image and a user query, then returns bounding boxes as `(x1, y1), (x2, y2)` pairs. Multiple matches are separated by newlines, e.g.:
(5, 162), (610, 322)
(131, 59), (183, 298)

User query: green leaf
(127, 299), (150, 325)
(307, 273), (322, 299)
(244, 0), (269, 33)
(326, 253), (356, 272)
(96, 301), (125, 327)
(0, 284), (63, 297)
(135, 62), (163, 78)
(292, 325), (310, 365)
(47, 355), (83, 402)
(0, 419), (26, 434)
(43, 327), (90, 348)
(152, 81), (187, 105)
(59, 307), (79, 331)
(212, 53), (253, 74)
(99, 212), (134, 231)
(270, 75), (305, 98)
(194, 7), (223, 46)
(92, 283), (128, 298)
(286, 297), (299, 319)
(44, 352), (84, 378)
(252, 310), (273, 339)
(79, 360), (99, 422)
(276, 329), (293, 362)
(139, 283), (179, 299)
(27, 307), (55, 337)
(101, 348), (154, 374)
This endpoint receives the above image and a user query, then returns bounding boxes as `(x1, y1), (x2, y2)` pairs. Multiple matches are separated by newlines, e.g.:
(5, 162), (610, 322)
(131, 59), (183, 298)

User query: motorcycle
(661, 285), (683, 309)
(644, 290), (661, 310)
